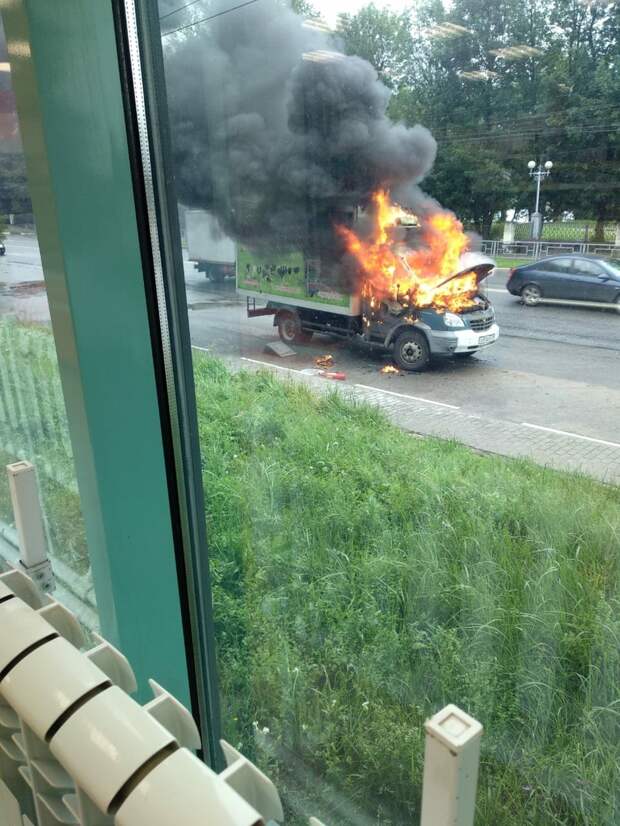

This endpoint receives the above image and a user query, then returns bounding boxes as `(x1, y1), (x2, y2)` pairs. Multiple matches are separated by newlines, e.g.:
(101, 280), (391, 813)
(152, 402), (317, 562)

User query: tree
(290, 0), (318, 16)
(539, 0), (620, 236)
(338, 4), (414, 89)
(0, 153), (31, 218)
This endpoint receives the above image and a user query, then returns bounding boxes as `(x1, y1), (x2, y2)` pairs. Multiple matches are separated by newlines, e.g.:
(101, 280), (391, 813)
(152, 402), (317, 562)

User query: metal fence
(482, 239), (620, 261)
(490, 222), (618, 243)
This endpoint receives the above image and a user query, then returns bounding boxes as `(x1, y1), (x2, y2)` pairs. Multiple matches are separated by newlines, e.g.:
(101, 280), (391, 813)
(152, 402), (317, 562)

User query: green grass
(0, 319), (88, 575)
(2, 320), (620, 825)
(494, 256), (533, 268)
(193, 354), (620, 826)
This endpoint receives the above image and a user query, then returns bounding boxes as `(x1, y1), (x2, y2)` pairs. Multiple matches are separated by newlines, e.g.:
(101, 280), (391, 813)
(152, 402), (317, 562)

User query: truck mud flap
(247, 297), (277, 318)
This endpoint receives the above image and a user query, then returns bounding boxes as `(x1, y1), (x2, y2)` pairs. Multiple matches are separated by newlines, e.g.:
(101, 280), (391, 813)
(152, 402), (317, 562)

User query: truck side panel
(237, 246), (360, 316)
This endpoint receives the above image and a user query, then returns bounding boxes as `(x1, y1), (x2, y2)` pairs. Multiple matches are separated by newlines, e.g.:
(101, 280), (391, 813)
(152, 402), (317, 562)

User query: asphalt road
(185, 267), (620, 446)
(0, 232), (49, 323)
(0, 232), (43, 279)
(1, 232), (618, 449)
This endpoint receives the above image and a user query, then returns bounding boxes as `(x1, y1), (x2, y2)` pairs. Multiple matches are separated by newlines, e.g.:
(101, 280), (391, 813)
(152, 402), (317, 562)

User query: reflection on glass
(0, 19), (94, 624)
(161, 0), (620, 822)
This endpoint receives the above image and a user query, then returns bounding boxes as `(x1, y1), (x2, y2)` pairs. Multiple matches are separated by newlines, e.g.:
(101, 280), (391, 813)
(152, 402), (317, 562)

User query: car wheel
(614, 295), (620, 314)
(277, 310), (313, 344)
(521, 283), (542, 306)
(392, 329), (430, 372)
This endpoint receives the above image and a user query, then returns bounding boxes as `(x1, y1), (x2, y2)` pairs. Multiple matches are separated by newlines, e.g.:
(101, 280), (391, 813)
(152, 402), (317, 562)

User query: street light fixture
(528, 159), (554, 239)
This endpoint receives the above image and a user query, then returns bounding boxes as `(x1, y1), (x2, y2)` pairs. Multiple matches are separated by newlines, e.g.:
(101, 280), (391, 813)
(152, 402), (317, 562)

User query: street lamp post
(528, 160), (553, 240)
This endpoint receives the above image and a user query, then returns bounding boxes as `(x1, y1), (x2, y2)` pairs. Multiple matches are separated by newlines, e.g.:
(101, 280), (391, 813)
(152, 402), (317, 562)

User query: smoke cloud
(164, 0), (437, 255)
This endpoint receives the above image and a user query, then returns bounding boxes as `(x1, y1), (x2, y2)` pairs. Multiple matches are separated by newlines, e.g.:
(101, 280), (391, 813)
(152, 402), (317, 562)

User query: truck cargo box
(186, 209), (236, 266)
(236, 245), (361, 316)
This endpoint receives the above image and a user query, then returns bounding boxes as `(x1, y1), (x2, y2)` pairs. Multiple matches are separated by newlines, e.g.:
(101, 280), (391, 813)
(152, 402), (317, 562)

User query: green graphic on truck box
(237, 246), (350, 308)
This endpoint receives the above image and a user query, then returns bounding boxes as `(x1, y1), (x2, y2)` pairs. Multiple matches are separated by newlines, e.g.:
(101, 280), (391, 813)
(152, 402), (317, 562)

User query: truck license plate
(479, 333), (495, 346)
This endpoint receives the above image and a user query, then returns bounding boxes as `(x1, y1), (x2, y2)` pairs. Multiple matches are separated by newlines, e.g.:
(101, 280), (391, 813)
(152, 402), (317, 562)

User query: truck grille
(468, 316), (494, 331)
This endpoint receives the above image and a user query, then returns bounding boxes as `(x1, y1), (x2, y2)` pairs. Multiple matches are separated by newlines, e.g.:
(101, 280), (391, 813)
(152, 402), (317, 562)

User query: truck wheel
(277, 311), (313, 344)
(392, 329), (430, 372)
(208, 265), (226, 284)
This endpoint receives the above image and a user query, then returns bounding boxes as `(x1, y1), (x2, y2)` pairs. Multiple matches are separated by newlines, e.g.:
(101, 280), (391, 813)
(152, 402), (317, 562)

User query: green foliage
(289, 0), (319, 17)
(0, 319), (88, 574)
(194, 353), (620, 826)
(338, 4), (414, 89)
(0, 153), (31, 218)
(338, 0), (620, 232)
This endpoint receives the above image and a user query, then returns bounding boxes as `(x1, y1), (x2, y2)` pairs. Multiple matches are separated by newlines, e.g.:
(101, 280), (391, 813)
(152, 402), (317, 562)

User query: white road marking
(486, 288), (619, 311)
(354, 383), (460, 409)
(194, 350), (620, 450)
(240, 356), (300, 373)
(521, 422), (620, 449)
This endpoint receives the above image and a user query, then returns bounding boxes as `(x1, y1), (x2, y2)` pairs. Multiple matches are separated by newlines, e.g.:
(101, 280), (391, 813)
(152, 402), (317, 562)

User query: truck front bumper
(428, 323), (500, 355)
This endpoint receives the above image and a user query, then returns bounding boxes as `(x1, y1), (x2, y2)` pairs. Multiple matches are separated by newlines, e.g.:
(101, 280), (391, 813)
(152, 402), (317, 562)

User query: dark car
(506, 255), (620, 310)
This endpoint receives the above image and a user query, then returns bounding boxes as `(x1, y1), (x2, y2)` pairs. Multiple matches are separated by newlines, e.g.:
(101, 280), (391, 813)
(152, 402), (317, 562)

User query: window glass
(545, 257), (575, 273)
(158, 1), (620, 823)
(605, 260), (620, 277)
(0, 20), (95, 627)
(574, 258), (603, 276)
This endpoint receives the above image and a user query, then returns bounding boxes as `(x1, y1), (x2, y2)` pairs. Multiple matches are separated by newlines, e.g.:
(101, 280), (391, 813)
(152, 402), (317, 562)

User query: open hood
(439, 252), (496, 288)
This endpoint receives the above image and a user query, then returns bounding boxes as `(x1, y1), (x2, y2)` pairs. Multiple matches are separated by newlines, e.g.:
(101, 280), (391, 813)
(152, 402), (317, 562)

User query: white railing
(482, 238), (620, 261)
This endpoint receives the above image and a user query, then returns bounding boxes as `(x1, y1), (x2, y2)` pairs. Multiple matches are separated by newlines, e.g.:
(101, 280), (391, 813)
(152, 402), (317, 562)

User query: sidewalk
(233, 357), (620, 485)
(351, 384), (620, 485)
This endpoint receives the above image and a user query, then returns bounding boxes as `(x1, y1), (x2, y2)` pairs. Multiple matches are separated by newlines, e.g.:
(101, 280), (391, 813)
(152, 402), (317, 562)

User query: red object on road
(319, 371), (347, 381)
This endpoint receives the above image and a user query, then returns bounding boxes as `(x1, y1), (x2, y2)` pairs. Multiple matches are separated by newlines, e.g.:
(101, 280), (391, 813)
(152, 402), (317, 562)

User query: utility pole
(528, 160), (553, 240)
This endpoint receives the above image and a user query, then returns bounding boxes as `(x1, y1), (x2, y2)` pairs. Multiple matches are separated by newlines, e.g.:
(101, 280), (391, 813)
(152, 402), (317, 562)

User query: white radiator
(0, 566), (281, 826)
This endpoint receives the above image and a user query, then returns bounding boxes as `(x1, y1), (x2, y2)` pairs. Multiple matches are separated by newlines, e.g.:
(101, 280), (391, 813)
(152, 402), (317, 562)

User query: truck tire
(392, 328), (430, 372)
(277, 310), (313, 344)
(207, 265), (226, 284)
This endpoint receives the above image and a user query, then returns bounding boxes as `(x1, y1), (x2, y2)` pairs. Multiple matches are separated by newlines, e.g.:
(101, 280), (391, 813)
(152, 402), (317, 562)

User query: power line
(161, 0), (259, 37)
(424, 102), (620, 134)
(160, 0), (205, 22)
(436, 124), (620, 145)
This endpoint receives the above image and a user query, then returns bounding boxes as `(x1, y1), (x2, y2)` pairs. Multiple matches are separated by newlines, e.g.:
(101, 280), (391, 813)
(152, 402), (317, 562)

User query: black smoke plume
(164, 0), (437, 256)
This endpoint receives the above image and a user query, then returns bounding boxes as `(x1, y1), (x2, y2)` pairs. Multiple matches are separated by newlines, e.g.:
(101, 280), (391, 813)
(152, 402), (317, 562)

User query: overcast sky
(312, 0), (410, 27)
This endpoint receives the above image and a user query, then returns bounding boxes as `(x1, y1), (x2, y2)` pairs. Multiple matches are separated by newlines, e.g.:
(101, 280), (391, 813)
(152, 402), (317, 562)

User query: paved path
(226, 356), (620, 485)
(352, 383), (620, 485)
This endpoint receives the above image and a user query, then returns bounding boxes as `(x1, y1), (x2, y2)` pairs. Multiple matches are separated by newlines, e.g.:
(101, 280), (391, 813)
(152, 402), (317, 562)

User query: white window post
(420, 704), (483, 826)
(6, 461), (54, 592)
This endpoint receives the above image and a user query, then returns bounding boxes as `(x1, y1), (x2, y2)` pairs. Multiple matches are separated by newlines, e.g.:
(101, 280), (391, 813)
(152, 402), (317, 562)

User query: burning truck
(238, 191), (498, 372)
(165, 0), (498, 370)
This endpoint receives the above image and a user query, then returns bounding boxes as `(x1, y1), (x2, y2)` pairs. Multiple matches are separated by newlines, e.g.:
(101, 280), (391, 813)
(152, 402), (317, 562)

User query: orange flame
(338, 191), (479, 313)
